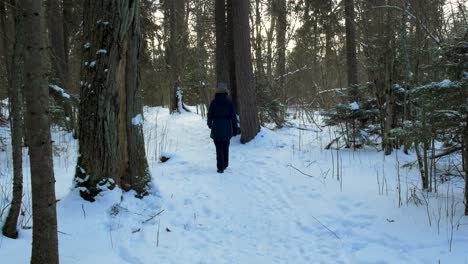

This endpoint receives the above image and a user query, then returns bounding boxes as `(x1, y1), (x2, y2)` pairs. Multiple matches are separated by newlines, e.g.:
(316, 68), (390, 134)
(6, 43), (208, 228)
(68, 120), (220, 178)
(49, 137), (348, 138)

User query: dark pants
(214, 140), (230, 171)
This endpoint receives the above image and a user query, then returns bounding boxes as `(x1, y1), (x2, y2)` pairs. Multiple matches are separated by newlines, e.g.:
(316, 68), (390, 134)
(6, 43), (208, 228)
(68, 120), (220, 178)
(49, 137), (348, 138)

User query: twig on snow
(81, 204), (86, 219)
(311, 215), (341, 240)
(287, 164), (315, 178)
(143, 209), (165, 224)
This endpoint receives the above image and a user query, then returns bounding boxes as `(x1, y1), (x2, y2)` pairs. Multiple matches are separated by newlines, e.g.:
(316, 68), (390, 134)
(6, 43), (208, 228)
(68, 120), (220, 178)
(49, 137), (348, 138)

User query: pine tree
(22, 0), (59, 261)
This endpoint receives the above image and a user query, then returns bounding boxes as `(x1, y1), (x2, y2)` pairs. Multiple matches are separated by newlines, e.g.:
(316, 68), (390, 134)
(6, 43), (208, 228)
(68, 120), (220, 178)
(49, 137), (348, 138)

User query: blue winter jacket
(207, 93), (239, 141)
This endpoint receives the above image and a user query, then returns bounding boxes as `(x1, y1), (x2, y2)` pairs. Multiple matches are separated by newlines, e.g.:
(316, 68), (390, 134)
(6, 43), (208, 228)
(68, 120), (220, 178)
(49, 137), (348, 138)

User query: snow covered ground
(0, 106), (468, 264)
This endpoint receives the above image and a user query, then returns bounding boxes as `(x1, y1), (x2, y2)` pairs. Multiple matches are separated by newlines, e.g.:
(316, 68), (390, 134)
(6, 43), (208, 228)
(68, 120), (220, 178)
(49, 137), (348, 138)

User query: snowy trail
(1, 107), (467, 263)
(140, 110), (349, 263)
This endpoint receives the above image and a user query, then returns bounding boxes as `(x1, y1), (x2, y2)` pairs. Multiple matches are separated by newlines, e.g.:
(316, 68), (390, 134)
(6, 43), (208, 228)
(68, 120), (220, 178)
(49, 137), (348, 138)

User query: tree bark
(0, 0), (15, 84)
(21, 0), (59, 262)
(274, 0), (287, 101)
(48, 0), (68, 87)
(2, 0), (24, 239)
(231, 0), (259, 143)
(226, 0), (238, 113)
(415, 141), (428, 190)
(47, 0), (75, 131)
(166, 0), (186, 113)
(344, 0), (358, 86)
(215, 0), (229, 86)
(254, 0), (265, 83)
(77, 0), (150, 200)
(464, 119), (468, 215)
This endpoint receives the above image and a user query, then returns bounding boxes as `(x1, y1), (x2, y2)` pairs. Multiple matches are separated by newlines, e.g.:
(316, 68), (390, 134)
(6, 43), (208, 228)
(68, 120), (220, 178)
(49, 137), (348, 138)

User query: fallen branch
(311, 215), (340, 240)
(284, 123), (321, 132)
(157, 219), (160, 247)
(287, 164), (315, 178)
(142, 209), (165, 224)
(58, 230), (71, 236)
(430, 146), (462, 159)
(81, 204), (86, 219)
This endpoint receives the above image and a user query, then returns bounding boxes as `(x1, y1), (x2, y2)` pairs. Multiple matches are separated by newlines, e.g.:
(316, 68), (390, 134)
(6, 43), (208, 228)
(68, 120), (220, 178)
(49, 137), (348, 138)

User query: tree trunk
(265, 8), (276, 85)
(47, 0), (75, 132)
(194, 2), (209, 115)
(166, 0), (185, 113)
(344, 0), (358, 86)
(464, 120), (468, 215)
(274, 0), (287, 101)
(215, 0), (229, 86)
(231, 0), (260, 143)
(21, 0), (59, 262)
(254, 0), (264, 83)
(48, 0), (68, 87)
(323, 0), (334, 91)
(226, 0), (238, 113)
(0, 0), (15, 84)
(77, 0), (150, 200)
(415, 141), (428, 190)
(2, 0), (24, 239)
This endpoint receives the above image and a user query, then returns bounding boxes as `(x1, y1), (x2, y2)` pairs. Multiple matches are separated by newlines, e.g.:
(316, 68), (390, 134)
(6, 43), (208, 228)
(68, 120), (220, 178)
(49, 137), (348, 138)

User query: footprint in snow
(307, 193), (321, 199)
(337, 203), (350, 212)
(202, 206), (211, 217)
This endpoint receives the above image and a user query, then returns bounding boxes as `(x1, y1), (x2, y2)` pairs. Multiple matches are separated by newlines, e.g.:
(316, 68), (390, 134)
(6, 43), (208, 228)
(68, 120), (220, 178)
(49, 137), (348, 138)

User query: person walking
(207, 82), (239, 173)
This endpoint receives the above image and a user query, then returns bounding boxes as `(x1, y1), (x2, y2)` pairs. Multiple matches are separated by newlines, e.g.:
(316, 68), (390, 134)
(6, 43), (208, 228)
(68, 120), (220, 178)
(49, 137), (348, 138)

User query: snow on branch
(274, 66), (312, 81)
(49, 85), (71, 99)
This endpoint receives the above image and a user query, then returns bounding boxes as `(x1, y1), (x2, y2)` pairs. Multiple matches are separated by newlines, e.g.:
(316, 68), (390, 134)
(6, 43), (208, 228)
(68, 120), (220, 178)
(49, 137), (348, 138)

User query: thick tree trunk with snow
(77, 0), (150, 200)
(231, 0), (259, 143)
(2, 0), (24, 239)
(21, 0), (59, 262)
(166, 0), (185, 113)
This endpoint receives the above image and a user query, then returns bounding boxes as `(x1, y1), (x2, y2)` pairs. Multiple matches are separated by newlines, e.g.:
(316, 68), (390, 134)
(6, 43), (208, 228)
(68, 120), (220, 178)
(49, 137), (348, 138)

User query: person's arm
(230, 104), (239, 135)
(207, 101), (214, 128)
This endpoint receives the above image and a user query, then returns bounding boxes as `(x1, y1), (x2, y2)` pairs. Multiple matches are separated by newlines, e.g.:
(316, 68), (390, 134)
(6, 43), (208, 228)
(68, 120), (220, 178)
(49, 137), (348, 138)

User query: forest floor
(1, 106), (468, 263)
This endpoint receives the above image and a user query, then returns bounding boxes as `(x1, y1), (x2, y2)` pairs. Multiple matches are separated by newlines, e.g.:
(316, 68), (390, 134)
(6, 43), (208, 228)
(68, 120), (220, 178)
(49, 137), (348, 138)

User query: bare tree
(2, 0), (24, 239)
(47, 0), (75, 131)
(76, 0), (150, 200)
(227, 0), (238, 112)
(344, 0), (358, 86)
(21, 0), (59, 262)
(465, 120), (468, 215)
(274, 0), (287, 100)
(165, 0), (187, 113)
(215, 0), (229, 87)
(47, 0), (68, 87)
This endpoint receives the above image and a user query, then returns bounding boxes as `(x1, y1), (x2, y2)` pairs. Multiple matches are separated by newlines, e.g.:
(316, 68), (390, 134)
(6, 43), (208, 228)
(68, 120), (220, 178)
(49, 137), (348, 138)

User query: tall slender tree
(165, 0), (187, 113)
(231, 0), (259, 143)
(226, 0), (238, 112)
(2, 0), (24, 239)
(48, 0), (68, 88)
(344, 0), (358, 86)
(21, 0), (59, 262)
(274, 0), (287, 100)
(215, 0), (229, 87)
(76, 0), (150, 200)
